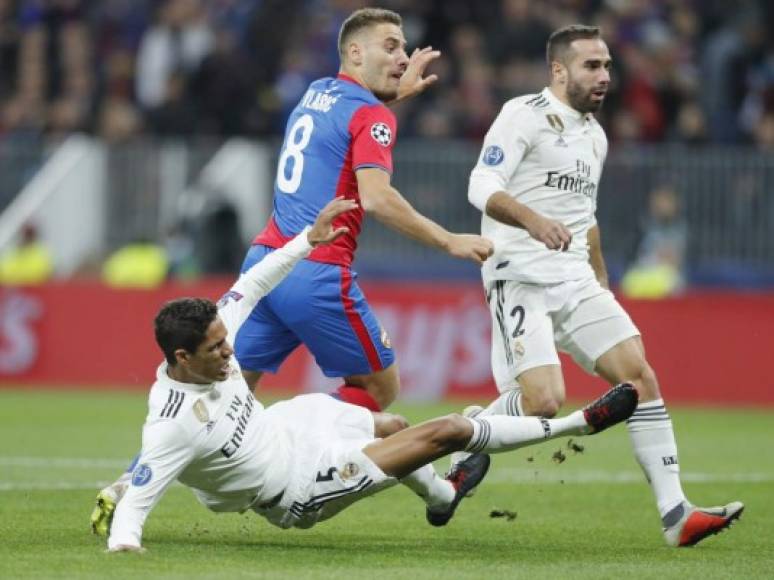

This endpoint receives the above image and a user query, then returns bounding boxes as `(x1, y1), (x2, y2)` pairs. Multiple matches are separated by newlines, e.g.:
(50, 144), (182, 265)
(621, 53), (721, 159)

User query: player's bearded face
(360, 23), (408, 101)
(564, 39), (611, 113)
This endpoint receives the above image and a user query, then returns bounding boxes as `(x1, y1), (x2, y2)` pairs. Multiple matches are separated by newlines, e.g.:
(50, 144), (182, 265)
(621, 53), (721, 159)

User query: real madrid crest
(546, 113), (565, 133)
(340, 462), (360, 480)
(513, 340), (525, 359)
(193, 398), (210, 423)
(546, 113), (568, 147)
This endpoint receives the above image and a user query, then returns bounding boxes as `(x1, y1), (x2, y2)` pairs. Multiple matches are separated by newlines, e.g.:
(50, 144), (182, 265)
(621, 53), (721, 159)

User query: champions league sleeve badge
(217, 290), (244, 309)
(482, 145), (504, 166)
(370, 122), (392, 146)
(132, 464), (153, 486)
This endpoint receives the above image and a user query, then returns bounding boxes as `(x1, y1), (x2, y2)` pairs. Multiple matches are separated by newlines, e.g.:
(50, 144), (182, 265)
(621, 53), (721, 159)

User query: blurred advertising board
(1, 282), (772, 406)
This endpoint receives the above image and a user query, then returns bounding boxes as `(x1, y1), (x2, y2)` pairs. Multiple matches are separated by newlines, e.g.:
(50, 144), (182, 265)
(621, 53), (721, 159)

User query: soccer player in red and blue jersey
(235, 8), (494, 411)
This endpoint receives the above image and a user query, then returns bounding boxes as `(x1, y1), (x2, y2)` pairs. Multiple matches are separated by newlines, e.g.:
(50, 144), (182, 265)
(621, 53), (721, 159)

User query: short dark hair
(154, 298), (218, 365)
(338, 7), (402, 60)
(546, 24), (601, 66)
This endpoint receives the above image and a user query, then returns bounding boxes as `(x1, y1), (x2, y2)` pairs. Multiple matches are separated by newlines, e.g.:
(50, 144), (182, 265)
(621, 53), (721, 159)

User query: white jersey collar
(544, 87), (591, 123)
(156, 361), (220, 394)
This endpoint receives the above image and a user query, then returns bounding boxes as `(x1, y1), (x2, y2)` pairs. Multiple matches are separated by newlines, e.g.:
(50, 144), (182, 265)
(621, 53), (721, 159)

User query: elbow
(359, 187), (388, 215)
(360, 191), (378, 213)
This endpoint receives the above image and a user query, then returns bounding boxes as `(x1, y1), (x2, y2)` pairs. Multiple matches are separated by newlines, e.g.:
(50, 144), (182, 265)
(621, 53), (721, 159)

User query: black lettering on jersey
(225, 394), (242, 421)
(510, 305), (525, 338)
(220, 393), (255, 458)
(161, 390), (185, 418)
(315, 467), (337, 482)
(544, 170), (597, 199)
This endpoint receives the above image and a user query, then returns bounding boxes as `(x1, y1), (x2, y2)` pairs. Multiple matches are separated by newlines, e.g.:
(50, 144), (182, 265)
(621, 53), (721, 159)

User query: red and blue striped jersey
(254, 74), (397, 266)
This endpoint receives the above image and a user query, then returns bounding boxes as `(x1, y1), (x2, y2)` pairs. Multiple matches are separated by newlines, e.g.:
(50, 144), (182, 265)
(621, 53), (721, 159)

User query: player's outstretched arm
(357, 168), (493, 264)
(107, 424), (193, 553)
(388, 46), (440, 106)
(218, 198), (358, 336)
(484, 192), (573, 251)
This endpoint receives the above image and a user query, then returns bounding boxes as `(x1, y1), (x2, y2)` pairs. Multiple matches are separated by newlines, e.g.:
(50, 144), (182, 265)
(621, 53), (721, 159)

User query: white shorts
(253, 394), (396, 529)
(487, 276), (640, 392)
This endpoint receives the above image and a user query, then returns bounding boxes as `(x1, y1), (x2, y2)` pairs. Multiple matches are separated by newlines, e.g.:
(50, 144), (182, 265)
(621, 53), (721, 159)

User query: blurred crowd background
(1, 0), (773, 295)
(1, 0), (773, 145)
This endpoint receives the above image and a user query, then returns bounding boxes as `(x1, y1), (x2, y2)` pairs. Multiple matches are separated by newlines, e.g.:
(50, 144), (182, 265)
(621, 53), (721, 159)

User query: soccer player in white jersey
(463, 24), (743, 547)
(95, 197), (639, 552)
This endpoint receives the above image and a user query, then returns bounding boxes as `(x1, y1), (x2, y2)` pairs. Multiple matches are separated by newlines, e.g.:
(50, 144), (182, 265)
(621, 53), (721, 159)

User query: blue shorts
(234, 245), (394, 377)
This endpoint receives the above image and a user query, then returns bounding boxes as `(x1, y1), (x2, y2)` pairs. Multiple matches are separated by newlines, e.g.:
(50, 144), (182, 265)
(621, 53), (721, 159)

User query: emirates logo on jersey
(370, 122), (392, 146)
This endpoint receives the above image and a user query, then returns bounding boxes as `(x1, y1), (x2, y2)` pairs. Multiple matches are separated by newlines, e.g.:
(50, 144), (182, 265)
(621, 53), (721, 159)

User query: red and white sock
(332, 385), (381, 412)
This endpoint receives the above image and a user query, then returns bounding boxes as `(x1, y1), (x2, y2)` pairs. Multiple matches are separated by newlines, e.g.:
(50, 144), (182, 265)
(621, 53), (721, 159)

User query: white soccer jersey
(108, 230), (313, 550)
(469, 87), (608, 284)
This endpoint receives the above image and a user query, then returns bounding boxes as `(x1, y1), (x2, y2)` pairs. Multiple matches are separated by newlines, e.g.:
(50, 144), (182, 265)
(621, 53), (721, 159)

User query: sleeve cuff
(468, 173), (503, 212)
(285, 226), (314, 255)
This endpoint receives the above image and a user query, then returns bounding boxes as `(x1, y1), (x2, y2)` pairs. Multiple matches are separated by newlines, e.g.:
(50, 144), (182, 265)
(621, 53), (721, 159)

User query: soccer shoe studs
(583, 382), (639, 434)
(663, 501), (745, 547)
(90, 485), (124, 537)
(427, 453), (491, 527)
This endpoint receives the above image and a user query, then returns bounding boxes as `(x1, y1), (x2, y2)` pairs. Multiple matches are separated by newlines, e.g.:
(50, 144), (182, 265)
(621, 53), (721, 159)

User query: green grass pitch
(2, 388), (773, 579)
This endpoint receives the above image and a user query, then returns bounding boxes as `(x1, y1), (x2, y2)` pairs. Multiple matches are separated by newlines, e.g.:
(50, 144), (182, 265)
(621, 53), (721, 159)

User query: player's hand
(394, 47), (440, 103)
(307, 197), (358, 247)
(107, 544), (146, 553)
(523, 211), (572, 251)
(446, 234), (494, 265)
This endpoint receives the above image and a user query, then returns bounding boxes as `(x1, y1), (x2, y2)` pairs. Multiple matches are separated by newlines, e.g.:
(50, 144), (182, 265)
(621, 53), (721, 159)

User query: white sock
(480, 388), (523, 417)
(464, 411), (588, 454)
(626, 399), (687, 518)
(399, 463), (455, 509)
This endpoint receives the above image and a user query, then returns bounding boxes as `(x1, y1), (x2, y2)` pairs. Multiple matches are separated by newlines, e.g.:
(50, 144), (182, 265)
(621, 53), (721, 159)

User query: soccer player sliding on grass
(94, 198), (638, 552)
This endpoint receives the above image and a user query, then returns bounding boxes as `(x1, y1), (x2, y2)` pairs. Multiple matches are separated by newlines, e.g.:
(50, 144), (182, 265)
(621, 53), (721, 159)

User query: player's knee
(429, 414), (472, 452)
(522, 391), (564, 418)
(375, 382), (400, 408)
(373, 412), (409, 438)
(538, 400), (562, 418)
(356, 374), (400, 409)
